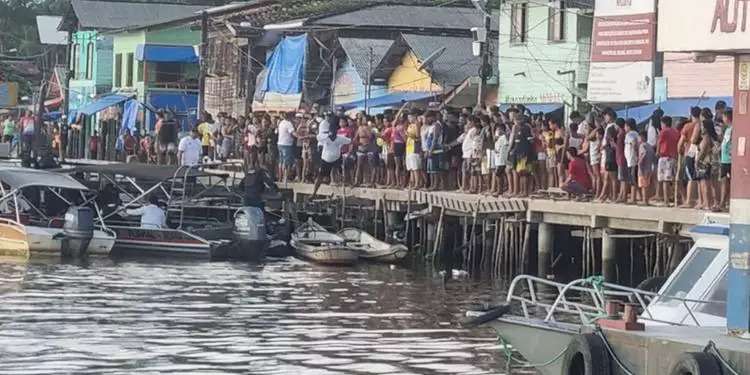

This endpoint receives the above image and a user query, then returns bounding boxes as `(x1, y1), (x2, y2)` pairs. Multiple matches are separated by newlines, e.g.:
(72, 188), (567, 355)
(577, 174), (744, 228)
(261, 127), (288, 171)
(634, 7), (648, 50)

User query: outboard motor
(231, 207), (268, 261)
(60, 206), (94, 258)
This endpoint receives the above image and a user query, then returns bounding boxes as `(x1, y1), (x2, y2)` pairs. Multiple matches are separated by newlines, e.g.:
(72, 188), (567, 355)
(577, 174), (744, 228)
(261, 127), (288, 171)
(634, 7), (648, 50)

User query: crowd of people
(158, 101), (730, 211)
(2, 99), (734, 212)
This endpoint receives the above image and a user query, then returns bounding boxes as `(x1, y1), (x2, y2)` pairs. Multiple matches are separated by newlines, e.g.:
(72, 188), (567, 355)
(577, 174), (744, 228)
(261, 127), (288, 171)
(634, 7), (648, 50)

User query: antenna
(417, 47), (446, 72)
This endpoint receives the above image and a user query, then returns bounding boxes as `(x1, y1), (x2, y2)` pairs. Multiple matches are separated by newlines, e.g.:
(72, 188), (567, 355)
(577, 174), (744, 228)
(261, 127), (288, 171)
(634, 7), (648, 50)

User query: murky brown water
(0, 257), (509, 374)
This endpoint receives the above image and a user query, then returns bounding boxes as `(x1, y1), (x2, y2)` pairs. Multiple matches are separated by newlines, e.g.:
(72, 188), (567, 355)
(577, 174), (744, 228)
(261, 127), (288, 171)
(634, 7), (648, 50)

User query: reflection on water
(0, 257), (508, 374)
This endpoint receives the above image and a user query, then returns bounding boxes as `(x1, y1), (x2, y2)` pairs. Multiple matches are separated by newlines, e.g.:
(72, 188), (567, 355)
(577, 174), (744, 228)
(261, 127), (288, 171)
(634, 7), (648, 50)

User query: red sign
(591, 13), (656, 63)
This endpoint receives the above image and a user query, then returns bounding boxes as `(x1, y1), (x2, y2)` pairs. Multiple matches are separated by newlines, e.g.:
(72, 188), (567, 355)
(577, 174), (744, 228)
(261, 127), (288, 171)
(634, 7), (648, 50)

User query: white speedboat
(467, 220), (732, 375)
(338, 227), (408, 263)
(291, 219), (359, 265)
(0, 168), (116, 257)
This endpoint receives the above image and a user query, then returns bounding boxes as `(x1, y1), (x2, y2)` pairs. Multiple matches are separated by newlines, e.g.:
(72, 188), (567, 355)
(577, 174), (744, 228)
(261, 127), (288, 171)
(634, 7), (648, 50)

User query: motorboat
(61, 163), (249, 259)
(466, 221), (731, 375)
(290, 219), (359, 265)
(0, 168), (116, 257)
(338, 228), (408, 263)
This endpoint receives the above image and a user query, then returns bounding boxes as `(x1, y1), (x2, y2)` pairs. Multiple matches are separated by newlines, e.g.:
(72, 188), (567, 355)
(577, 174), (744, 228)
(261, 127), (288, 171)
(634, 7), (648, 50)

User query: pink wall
(663, 53), (734, 98)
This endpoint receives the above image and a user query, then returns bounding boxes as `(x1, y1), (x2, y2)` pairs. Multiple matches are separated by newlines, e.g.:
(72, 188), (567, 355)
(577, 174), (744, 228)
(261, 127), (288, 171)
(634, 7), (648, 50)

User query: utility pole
(477, 14), (492, 110)
(364, 46), (373, 114)
(329, 55), (337, 109)
(63, 31), (73, 122)
(198, 11), (208, 117)
(245, 40), (256, 115)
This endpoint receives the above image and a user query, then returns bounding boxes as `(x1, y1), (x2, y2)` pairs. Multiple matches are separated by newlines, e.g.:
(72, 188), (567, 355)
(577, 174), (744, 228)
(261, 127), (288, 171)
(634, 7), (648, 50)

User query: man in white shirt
(122, 195), (166, 229)
(276, 112), (297, 183)
(313, 125), (351, 197)
(178, 128), (203, 167)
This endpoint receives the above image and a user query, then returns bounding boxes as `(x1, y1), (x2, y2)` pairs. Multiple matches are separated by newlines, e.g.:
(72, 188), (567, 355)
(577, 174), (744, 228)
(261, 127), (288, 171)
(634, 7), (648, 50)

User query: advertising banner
(587, 0), (656, 103)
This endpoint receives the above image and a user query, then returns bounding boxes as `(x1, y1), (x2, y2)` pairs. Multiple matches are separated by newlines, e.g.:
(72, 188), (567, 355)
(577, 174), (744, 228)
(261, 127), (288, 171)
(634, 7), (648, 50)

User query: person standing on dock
(277, 112), (297, 184)
(178, 128), (202, 167)
(657, 116), (679, 206)
(679, 107), (702, 208)
(313, 116), (351, 197)
(720, 109), (732, 211)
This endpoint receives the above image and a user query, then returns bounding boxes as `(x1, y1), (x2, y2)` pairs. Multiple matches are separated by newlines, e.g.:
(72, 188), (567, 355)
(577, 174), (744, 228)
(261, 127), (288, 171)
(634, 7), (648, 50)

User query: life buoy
(669, 352), (722, 375)
(562, 333), (612, 375)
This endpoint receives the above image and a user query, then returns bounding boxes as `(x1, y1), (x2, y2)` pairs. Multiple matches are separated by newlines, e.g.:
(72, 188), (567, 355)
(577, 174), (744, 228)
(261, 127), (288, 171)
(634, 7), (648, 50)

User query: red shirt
(568, 157), (592, 191)
(658, 127), (680, 158)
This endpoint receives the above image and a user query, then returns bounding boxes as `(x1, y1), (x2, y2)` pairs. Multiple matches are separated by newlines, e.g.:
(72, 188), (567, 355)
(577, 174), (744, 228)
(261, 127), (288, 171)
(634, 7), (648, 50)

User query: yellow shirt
(197, 122), (212, 146)
(406, 123), (418, 154)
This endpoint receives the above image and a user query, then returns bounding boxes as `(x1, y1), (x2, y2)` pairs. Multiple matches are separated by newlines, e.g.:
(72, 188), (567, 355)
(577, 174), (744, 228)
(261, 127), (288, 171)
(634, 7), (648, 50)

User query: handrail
(505, 274), (725, 327)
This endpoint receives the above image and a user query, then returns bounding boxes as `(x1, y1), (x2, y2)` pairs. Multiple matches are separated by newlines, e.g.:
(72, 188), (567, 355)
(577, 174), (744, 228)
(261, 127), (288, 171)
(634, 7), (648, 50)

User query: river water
(0, 257), (510, 374)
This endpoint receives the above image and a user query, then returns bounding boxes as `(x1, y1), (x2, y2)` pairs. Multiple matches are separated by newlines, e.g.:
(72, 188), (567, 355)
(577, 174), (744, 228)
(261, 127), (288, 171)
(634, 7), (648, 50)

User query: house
(57, 0), (209, 112)
(497, 0), (593, 116)
(110, 22), (205, 131)
(199, 1), (498, 115)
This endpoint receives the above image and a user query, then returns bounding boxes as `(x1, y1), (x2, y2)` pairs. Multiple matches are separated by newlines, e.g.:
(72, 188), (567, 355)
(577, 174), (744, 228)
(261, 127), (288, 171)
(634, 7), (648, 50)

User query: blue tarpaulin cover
(499, 103), (563, 114)
(261, 34), (306, 95)
(76, 94), (133, 116)
(136, 44), (198, 63)
(339, 91), (437, 110)
(617, 96), (733, 124)
(146, 91), (198, 132)
(121, 99), (138, 135)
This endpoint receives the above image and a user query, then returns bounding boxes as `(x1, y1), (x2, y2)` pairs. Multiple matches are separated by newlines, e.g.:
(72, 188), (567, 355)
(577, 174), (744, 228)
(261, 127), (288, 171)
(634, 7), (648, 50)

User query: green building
(111, 23), (202, 131)
(497, 0), (593, 116)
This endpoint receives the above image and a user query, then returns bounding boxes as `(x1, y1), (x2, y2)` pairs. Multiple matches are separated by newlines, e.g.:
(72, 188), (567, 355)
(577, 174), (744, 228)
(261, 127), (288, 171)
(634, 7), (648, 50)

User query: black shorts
(319, 158), (341, 176)
(202, 145), (210, 156)
(393, 143), (406, 158)
(495, 165), (506, 176)
(721, 163), (731, 179)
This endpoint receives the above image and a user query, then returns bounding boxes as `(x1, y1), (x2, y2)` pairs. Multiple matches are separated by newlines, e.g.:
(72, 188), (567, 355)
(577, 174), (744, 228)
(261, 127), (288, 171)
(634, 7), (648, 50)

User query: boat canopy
(0, 168), (88, 191)
(62, 164), (229, 181)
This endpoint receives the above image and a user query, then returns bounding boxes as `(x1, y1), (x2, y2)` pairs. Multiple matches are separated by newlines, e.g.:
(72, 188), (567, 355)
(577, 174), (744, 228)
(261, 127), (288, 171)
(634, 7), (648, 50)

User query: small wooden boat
(290, 219), (358, 265)
(338, 228), (408, 263)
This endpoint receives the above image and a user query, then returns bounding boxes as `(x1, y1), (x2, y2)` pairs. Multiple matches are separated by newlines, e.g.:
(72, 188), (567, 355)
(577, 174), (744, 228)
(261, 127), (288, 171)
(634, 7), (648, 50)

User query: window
(126, 52), (134, 87)
(659, 247), (720, 304)
(137, 61), (144, 82)
(548, 0), (566, 41)
(71, 43), (80, 79)
(155, 62), (182, 83)
(114, 53), (122, 87)
(696, 272), (727, 317)
(510, 2), (528, 44)
(85, 42), (95, 80)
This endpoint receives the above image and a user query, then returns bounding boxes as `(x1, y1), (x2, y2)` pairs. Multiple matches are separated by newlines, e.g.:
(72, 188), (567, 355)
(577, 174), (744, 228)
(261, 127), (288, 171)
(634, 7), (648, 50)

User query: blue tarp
(76, 94), (133, 116)
(261, 34), (306, 95)
(146, 91), (198, 132)
(499, 103), (563, 114)
(617, 96), (734, 123)
(121, 99), (138, 135)
(136, 44), (198, 63)
(338, 91), (437, 111)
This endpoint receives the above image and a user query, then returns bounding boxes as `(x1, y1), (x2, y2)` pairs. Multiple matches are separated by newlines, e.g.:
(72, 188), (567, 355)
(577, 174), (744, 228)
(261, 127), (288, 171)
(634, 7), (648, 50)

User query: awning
(0, 168), (88, 191)
(499, 103), (564, 114)
(76, 94), (134, 116)
(338, 91), (438, 111)
(617, 96), (733, 124)
(135, 44), (199, 63)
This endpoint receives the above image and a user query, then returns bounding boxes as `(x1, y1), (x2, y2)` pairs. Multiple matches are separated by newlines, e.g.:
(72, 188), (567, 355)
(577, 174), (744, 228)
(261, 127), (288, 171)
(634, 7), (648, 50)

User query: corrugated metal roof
(338, 38), (394, 81)
(310, 4), (499, 31)
(36, 16), (67, 45)
(401, 33), (496, 88)
(69, 0), (210, 30)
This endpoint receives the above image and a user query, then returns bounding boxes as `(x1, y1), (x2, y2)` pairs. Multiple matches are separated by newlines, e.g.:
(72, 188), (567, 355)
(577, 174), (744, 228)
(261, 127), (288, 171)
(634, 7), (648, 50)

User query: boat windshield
(659, 247), (720, 304)
(695, 271), (727, 317)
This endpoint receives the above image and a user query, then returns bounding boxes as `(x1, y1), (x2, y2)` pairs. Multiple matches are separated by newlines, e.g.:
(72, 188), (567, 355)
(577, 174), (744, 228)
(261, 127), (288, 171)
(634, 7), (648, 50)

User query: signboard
(587, 0), (656, 103)
(659, 0), (750, 53)
(0, 82), (19, 108)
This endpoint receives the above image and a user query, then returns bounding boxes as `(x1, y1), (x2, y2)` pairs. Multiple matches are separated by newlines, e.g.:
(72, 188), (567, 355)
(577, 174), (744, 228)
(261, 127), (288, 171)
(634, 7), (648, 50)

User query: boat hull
(481, 315), (577, 375)
(357, 245), (409, 263)
(228, 237), (268, 261)
(3, 225), (115, 256)
(267, 240), (292, 258)
(337, 228), (408, 263)
(109, 226), (216, 259)
(291, 240), (359, 265)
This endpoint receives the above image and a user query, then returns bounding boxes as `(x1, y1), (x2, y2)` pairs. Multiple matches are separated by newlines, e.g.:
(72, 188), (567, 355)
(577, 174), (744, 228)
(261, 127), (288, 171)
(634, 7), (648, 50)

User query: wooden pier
(284, 182), (727, 283)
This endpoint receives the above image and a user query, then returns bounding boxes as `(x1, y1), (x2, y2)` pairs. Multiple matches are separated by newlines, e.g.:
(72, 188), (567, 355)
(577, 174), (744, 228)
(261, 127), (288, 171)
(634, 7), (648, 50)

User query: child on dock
(638, 130), (656, 206)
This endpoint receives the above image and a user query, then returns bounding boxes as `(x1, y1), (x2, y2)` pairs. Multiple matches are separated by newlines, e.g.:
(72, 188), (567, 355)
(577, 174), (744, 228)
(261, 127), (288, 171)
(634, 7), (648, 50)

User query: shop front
(659, 0), (750, 338)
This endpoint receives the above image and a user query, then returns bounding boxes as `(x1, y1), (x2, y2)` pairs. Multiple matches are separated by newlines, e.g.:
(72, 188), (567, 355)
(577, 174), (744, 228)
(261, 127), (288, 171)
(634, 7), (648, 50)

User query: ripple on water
(0, 257), (508, 374)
